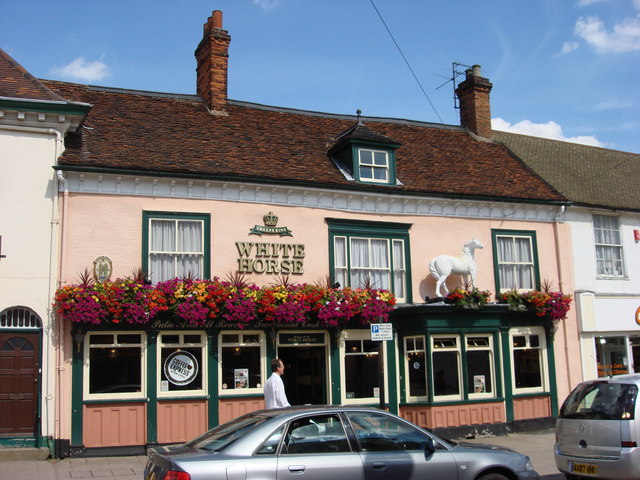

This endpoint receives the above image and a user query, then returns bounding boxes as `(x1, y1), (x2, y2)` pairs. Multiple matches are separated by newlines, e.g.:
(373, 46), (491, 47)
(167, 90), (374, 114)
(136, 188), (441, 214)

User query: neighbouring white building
(0, 49), (89, 451)
(496, 132), (640, 383)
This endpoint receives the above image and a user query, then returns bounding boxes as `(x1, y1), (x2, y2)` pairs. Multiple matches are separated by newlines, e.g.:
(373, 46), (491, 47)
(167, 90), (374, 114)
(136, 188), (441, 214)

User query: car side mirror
(424, 436), (435, 459)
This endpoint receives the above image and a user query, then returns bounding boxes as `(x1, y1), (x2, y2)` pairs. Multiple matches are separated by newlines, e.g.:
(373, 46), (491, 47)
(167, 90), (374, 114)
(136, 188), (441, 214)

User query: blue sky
(2, 0), (640, 153)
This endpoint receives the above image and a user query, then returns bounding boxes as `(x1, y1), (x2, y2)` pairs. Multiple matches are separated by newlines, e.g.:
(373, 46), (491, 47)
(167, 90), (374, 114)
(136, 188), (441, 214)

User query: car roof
(249, 404), (387, 418)
(581, 374), (640, 386)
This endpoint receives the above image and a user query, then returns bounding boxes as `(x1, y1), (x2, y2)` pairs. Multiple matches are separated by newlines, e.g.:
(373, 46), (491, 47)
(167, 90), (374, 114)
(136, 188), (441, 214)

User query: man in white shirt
(264, 358), (290, 408)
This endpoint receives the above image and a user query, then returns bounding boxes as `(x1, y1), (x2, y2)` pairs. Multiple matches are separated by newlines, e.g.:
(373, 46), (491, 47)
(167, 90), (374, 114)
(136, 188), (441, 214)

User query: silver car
(555, 374), (640, 480)
(145, 405), (538, 480)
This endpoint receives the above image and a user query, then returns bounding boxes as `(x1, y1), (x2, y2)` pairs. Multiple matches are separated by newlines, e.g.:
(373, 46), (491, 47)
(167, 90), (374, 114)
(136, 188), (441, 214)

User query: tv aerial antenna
(436, 62), (471, 110)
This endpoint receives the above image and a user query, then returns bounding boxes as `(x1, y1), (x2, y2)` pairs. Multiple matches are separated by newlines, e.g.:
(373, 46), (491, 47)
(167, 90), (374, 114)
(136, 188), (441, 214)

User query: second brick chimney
(195, 10), (230, 114)
(455, 65), (493, 139)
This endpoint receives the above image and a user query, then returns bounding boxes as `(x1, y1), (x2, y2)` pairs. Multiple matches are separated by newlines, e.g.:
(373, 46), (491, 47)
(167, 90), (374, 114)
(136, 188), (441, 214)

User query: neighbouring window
(466, 335), (494, 397)
(358, 148), (389, 183)
(511, 327), (546, 392)
(85, 332), (145, 399)
(219, 332), (264, 393)
(593, 214), (626, 277)
(328, 219), (411, 302)
(143, 211), (210, 284)
(595, 336), (630, 377)
(432, 336), (461, 399)
(158, 332), (206, 397)
(343, 332), (382, 402)
(493, 230), (539, 292)
(405, 336), (427, 399)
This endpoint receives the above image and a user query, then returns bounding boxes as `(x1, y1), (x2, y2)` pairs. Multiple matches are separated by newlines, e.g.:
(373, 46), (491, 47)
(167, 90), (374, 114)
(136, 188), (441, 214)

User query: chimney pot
(212, 10), (223, 29)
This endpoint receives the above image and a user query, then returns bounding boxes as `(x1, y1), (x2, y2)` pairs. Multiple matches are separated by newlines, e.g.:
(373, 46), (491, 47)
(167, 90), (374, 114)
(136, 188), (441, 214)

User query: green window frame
(353, 145), (397, 185)
(142, 211), (211, 284)
(491, 229), (540, 293)
(327, 218), (411, 303)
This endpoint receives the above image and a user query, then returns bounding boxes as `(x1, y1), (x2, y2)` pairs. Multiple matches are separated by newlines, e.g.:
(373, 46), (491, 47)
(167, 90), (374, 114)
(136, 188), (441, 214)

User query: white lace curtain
(149, 219), (203, 283)
(497, 236), (533, 290)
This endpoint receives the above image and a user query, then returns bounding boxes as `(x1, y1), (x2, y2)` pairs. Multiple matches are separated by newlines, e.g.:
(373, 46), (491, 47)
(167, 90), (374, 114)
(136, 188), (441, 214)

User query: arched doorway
(0, 307), (42, 439)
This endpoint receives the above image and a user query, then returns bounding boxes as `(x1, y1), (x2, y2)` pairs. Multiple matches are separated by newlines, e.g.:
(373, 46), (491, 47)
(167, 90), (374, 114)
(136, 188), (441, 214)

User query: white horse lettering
(429, 239), (484, 297)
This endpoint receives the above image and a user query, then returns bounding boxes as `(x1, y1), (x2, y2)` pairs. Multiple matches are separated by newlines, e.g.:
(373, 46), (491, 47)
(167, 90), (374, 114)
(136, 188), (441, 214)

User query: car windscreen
(184, 414), (269, 451)
(559, 382), (638, 420)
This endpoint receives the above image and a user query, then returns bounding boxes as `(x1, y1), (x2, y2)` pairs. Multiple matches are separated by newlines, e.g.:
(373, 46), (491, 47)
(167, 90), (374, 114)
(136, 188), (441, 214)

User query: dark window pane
(89, 347), (141, 394)
(161, 335), (180, 344)
(345, 353), (378, 398)
(433, 351), (459, 396)
(514, 349), (542, 388)
(407, 351), (426, 397)
(467, 350), (492, 394)
(221, 346), (260, 389)
(90, 335), (114, 345)
(118, 334), (141, 344)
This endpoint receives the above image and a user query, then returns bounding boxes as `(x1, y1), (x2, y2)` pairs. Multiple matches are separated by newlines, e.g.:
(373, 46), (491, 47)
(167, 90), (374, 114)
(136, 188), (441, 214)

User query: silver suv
(555, 374), (640, 480)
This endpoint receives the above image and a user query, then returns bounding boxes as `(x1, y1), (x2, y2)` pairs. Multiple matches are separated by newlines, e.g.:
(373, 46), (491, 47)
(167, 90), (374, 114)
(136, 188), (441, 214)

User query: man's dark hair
(271, 358), (283, 372)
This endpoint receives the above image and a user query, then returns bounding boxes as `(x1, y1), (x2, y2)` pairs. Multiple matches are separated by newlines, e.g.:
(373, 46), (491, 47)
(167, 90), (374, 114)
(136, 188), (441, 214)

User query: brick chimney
(195, 10), (230, 114)
(455, 65), (493, 139)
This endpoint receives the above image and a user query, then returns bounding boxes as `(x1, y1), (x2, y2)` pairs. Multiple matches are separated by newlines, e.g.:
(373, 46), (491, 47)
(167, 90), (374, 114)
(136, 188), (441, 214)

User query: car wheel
(477, 473), (510, 480)
(478, 473), (509, 480)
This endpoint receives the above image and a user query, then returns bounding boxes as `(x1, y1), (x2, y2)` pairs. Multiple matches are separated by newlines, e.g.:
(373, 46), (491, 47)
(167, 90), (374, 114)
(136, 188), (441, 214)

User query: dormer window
(358, 148), (389, 183)
(328, 117), (401, 186)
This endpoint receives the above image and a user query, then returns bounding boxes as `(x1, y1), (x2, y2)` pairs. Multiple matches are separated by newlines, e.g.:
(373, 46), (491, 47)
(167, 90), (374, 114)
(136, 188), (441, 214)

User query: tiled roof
(43, 80), (566, 203)
(0, 49), (65, 101)
(495, 131), (640, 212)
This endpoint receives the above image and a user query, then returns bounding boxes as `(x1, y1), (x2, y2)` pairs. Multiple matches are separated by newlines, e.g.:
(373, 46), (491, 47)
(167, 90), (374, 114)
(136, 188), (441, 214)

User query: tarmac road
(0, 429), (562, 480)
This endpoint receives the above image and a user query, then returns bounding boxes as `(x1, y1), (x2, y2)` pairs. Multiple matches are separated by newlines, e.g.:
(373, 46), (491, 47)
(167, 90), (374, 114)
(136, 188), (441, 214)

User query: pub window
(328, 218), (411, 303)
(219, 331), (265, 394)
(431, 335), (461, 400)
(404, 336), (427, 400)
(342, 330), (384, 403)
(510, 327), (547, 393)
(158, 332), (206, 397)
(85, 332), (146, 400)
(142, 211), (211, 284)
(492, 229), (540, 292)
(466, 335), (495, 398)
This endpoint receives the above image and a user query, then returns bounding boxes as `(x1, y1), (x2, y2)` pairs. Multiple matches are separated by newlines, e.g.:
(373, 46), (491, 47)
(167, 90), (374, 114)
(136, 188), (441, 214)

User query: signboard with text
(370, 323), (393, 341)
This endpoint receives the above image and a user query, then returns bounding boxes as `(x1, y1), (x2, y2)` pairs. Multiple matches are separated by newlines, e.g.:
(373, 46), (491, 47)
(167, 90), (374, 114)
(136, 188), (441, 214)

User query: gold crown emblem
(263, 211), (278, 227)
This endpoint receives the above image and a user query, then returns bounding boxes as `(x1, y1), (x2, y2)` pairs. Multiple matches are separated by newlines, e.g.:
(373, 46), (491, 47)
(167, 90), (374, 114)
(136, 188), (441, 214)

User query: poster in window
(474, 375), (486, 393)
(164, 351), (198, 386)
(234, 368), (249, 389)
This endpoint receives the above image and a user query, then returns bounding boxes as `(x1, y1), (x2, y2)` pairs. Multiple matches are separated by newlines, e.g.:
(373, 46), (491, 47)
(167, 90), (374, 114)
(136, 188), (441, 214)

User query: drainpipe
(553, 205), (573, 389)
(55, 169), (68, 449)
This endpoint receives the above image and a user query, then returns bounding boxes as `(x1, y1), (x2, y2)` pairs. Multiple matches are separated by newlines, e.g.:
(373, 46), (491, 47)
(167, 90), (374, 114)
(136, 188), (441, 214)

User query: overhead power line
(369, 0), (443, 123)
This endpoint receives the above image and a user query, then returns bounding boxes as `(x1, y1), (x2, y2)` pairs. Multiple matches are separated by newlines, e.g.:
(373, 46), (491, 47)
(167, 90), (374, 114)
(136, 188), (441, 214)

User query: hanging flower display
(445, 288), (492, 309)
(54, 276), (396, 328)
(496, 289), (573, 321)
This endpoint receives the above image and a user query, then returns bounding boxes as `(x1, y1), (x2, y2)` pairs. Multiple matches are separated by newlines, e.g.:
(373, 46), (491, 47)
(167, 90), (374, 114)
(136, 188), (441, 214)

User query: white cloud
(50, 57), (109, 82)
(558, 41), (579, 55)
(252, 0), (281, 10)
(577, 0), (608, 6)
(492, 118), (605, 147)
(574, 14), (640, 53)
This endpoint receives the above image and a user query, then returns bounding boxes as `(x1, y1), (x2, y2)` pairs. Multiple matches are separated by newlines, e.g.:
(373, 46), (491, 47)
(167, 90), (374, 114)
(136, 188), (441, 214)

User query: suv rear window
(559, 382), (638, 420)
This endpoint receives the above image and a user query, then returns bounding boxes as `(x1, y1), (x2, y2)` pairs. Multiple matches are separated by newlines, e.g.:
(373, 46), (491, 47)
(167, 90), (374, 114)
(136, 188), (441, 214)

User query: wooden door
(0, 333), (39, 436)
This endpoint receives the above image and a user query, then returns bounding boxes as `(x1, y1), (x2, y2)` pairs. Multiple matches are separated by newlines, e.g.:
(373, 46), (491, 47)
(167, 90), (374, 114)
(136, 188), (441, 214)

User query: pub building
(17, 10), (580, 456)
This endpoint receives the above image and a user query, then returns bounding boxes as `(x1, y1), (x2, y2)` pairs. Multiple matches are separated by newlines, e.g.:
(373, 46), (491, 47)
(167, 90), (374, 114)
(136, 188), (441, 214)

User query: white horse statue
(429, 239), (484, 297)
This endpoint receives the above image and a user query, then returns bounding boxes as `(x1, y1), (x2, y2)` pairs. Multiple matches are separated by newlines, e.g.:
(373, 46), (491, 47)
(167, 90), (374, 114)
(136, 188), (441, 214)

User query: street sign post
(370, 323), (392, 409)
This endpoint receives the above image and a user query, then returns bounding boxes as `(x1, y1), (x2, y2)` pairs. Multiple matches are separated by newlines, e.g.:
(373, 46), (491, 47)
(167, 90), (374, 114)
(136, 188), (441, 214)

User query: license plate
(570, 462), (598, 476)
